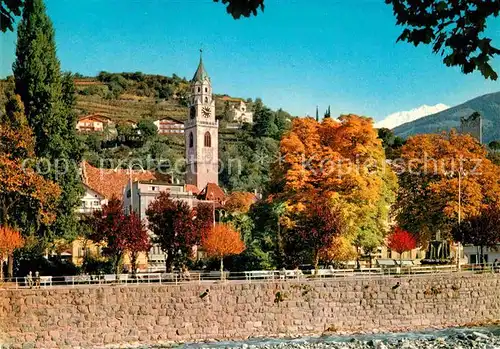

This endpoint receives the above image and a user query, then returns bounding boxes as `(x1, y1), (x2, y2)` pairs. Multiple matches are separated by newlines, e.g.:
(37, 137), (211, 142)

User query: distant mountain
(374, 104), (449, 129)
(392, 92), (500, 144)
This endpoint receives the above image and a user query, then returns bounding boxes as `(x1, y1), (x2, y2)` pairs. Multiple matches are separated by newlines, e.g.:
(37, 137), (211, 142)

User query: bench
(103, 274), (116, 282)
(245, 270), (275, 280)
(39, 276), (52, 286)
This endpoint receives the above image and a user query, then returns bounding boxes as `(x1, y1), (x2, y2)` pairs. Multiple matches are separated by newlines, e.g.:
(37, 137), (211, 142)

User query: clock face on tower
(190, 106), (196, 119)
(202, 106), (211, 118)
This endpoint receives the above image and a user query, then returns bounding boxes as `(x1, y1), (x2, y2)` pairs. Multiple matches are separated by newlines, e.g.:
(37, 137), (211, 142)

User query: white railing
(2, 263), (498, 290)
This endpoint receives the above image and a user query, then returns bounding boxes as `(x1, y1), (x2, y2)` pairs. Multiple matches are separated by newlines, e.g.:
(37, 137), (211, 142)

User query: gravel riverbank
(173, 327), (500, 349)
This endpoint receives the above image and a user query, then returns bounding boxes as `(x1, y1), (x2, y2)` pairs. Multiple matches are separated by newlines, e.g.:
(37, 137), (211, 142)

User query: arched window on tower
(205, 87), (208, 93)
(189, 132), (194, 148)
(205, 97), (208, 103)
(197, 87), (200, 93)
(204, 132), (211, 147)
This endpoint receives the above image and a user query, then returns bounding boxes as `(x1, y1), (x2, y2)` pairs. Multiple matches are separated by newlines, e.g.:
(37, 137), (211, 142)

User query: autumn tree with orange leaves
(272, 115), (396, 267)
(0, 91), (60, 277)
(202, 223), (245, 277)
(395, 131), (500, 243)
(0, 226), (24, 279)
(224, 192), (256, 214)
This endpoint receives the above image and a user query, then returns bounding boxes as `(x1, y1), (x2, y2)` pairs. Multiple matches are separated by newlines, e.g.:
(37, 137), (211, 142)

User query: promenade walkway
(3, 263), (498, 290)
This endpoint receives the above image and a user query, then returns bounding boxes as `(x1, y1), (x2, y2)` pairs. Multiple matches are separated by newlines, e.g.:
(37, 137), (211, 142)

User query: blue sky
(1, 0), (499, 121)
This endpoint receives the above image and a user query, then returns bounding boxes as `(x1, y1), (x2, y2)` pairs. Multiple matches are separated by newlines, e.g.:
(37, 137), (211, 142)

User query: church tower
(185, 53), (218, 190)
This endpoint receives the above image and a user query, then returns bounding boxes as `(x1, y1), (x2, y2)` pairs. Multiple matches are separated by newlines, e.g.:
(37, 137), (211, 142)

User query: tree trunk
(165, 249), (174, 273)
(276, 220), (285, 268)
(356, 247), (360, 270)
(368, 252), (372, 269)
(114, 253), (122, 278)
(7, 253), (13, 280)
(220, 257), (224, 281)
(314, 252), (320, 277)
(0, 255), (3, 281)
(130, 252), (137, 277)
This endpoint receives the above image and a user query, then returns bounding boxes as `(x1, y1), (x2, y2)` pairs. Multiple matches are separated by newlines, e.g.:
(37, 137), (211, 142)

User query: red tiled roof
(198, 183), (226, 206)
(185, 184), (200, 195)
(157, 116), (183, 124)
(81, 161), (158, 199)
(78, 114), (111, 122)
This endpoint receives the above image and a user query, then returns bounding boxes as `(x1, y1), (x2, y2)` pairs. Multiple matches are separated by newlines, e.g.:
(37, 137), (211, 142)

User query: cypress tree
(13, 0), (83, 242)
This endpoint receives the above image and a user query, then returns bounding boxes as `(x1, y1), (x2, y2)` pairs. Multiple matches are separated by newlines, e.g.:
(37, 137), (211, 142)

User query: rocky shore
(233, 332), (500, 349)
(170, 328), (500, 349)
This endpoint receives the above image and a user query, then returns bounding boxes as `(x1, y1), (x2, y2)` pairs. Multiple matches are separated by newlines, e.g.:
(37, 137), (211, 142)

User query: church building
(185, 54), (219, 192)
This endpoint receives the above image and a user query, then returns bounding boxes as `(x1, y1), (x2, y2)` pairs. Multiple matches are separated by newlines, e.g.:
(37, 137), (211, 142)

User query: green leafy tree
(324, 105), (331, 118)
(137, 119), (158, 141)
(274, 108), (291, 140)
(378, 128), (395, 147)
(252, 103), (278, 138)
(489, 140), (500, 151)
(13, 0), (83, 242)
(451, 205), (500, 264)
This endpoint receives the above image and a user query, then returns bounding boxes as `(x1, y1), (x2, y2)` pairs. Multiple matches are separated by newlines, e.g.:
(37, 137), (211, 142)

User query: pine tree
(12, 0), (83, 242)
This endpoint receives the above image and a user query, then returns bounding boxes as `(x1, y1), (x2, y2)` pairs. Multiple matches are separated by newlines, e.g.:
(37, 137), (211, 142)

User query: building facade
(76, 114), (112, 132)
(123, 180), (208, 270)
(230, 100), (254, 124)
(79, 184), (107, 215)
(154, 117), (184, 135)
(185, 55), (219, 191)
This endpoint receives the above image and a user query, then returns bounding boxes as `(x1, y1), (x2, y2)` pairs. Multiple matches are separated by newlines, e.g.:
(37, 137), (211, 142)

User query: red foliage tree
(386, 227), (417, 263)
(202, 223), (245, 277)
(88, 198), (151, 275)
(194, 203), (214, 240)
(88, 197), (126, 274)
(451, 205), (500, 264)
(296, 198), (347, 270)
(121, 212), (151, 276)
(146, 192), (211, 272)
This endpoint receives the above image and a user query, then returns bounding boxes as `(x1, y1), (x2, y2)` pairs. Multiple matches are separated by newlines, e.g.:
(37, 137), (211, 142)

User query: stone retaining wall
(1, 274), (499, 348)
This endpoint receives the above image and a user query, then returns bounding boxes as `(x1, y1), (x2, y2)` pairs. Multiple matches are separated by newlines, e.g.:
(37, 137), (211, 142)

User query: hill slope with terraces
(73, 73), (252, 123)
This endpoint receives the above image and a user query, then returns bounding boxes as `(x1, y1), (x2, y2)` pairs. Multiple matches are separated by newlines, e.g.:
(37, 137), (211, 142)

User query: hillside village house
(154, 117), (184, 135)
(79, 184), (107, 215)
(230, 99), (254, 124)
(76, 114), (112, 132)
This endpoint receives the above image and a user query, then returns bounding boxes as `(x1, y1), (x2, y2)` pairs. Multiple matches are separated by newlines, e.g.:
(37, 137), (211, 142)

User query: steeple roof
(192, 55), (209, 82)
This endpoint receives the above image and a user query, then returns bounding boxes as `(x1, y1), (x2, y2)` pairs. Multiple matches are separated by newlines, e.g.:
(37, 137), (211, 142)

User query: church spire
(192, 49), (209, 82)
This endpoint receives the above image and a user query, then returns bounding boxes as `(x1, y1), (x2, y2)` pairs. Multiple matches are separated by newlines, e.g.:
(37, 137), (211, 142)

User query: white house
(463, 245), (500, 264)
(230, 100), (253, 124)
(79, 183), (107, 215)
